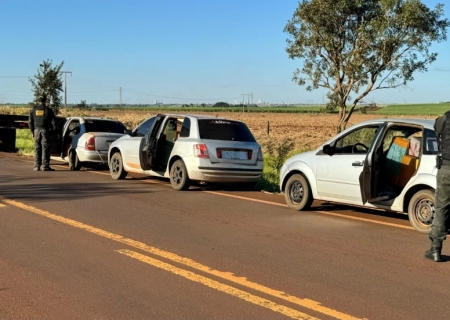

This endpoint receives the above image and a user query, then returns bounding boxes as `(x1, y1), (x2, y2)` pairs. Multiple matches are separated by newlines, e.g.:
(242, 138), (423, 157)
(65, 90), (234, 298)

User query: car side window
(334, 126), (379, 154)
(424, 129), (439, 154)
(180, 118), (191, 138)
(67, 120), (80, 136)
(134, 117), (156, 137)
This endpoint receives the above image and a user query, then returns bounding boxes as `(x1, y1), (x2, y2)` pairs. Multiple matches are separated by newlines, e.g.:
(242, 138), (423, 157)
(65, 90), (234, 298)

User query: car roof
(69, 116), (121, 122)
(159, 113), (242, 121)
(353, 118), (436, 130)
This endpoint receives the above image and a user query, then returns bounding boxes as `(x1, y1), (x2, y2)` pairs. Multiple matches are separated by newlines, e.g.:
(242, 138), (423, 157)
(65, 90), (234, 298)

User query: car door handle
(352, 161), (363, 167)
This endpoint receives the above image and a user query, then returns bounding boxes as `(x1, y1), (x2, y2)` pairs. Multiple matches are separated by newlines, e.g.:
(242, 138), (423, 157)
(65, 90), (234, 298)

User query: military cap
(38, 94), (47, 102)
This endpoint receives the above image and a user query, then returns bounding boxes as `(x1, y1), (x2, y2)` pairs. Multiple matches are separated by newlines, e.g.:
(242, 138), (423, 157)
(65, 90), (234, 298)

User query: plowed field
(59, 109), (435, 151)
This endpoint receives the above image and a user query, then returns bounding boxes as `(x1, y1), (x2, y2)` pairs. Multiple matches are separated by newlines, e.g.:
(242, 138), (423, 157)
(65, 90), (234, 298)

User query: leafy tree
(213, 102), (230, 108)
(75, 100), (90, 109)
(29, 59), (64, 115)
(284, 0), (449, 132)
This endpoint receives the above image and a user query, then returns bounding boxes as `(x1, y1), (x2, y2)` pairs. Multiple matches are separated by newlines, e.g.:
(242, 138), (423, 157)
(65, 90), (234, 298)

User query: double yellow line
(0, 196), (363, 320)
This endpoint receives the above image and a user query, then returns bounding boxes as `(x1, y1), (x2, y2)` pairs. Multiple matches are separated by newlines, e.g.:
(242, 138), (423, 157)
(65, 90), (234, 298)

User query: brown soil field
(0, 106), (436, 152)
(58, 109), (436, 152)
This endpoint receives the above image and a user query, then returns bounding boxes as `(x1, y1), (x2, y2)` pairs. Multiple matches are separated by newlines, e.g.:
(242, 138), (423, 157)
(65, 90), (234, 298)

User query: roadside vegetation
(15, 129), (34, 156)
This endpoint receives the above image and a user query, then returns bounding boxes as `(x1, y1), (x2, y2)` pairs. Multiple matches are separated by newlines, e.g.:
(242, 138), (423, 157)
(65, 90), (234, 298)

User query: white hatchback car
(280, 118), (439, 233)
(108, 114), (263, 190)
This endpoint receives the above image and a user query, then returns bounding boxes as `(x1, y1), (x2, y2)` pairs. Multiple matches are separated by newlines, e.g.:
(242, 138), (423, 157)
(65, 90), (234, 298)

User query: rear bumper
(78, 149), (109, 164)
(185, 157), (263, 182)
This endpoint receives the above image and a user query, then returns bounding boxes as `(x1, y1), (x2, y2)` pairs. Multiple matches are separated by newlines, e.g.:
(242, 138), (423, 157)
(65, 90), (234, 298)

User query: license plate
(222, 151), (248, 160)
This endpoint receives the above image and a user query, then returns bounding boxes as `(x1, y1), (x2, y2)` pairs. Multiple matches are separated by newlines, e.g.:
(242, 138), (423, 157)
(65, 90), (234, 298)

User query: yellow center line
(0, 196), (362, 320)
(0, 203), (6, 208)
(117, 249), (318, 320)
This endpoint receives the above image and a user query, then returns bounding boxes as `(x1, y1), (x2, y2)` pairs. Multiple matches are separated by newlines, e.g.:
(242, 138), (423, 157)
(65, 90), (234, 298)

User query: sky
(1, 0), (450, 106)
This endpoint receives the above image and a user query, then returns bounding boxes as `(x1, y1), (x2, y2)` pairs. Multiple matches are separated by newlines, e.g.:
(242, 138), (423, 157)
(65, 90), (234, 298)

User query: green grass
(374, 103), (450, 116)
(15, 129), (34, 156)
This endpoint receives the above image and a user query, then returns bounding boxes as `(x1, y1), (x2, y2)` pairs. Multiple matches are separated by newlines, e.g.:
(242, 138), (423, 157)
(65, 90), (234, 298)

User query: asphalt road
(0, 152), (449, 320)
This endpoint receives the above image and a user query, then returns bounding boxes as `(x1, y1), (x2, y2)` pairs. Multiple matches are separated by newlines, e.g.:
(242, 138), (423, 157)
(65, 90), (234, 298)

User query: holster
(436, 155), (442, 169)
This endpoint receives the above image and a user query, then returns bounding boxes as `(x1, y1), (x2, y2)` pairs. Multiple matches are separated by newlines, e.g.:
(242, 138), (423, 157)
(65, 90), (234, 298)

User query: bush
(256, 139), (295, 192)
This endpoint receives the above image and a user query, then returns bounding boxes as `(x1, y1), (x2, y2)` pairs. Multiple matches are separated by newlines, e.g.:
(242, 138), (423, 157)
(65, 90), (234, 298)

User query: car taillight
(257, 148), (263, 161)
(247, 150), (253, 160)
(85, 136), (95, 151)
(194, 144), (209, 159)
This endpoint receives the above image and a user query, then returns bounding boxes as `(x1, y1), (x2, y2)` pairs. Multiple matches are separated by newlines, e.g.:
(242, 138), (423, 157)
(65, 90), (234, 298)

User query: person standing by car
(28, 94), (57, 171)
(425, 111), (450, 262)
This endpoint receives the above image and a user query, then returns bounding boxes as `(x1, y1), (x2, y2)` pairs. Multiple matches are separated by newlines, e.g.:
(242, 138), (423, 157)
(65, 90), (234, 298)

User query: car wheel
(284, 173), (313, 211)
(170, 159), (190, 191)
(68, 150), (82, 171)
(110, 152), (127, 180)
(408, 189), (435, 234)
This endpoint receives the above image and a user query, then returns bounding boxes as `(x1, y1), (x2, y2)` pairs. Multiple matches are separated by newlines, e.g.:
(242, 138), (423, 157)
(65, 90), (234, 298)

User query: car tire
(284, 173), (313, 211)
(68, 150), (82, 171)
(110, 152), (127, 180)
(408, 189), (435, 234)
(170, 159), (191, 191)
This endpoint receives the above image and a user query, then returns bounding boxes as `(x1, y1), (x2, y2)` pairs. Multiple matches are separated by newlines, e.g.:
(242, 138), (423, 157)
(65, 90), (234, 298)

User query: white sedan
(280, 118), (438, 233)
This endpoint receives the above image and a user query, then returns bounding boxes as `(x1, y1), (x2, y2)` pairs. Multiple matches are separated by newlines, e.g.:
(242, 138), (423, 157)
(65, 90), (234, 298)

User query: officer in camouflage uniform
(28, 94), (57, 171)
(425, 111), (450, 262)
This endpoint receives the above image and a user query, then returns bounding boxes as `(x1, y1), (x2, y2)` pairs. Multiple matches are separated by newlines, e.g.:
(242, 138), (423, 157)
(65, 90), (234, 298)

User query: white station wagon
(280, 118), (439, 233)
(108, 114), (263, 190)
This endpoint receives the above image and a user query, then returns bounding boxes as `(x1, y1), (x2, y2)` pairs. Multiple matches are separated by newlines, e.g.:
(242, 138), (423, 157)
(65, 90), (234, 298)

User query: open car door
(361, 122), (389, 203)
(50, 116), (67, 156)
(139, 115), (165, 170)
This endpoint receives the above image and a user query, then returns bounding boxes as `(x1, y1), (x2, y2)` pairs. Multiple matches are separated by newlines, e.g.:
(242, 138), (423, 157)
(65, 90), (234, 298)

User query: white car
(52, 117), (129, 170)
(108, 113), (263, 190)
(280, 118), (439, 233)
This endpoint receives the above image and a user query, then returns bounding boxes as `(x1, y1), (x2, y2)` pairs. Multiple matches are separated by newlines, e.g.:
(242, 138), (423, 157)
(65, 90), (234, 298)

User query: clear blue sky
(1, 0), (449, 105)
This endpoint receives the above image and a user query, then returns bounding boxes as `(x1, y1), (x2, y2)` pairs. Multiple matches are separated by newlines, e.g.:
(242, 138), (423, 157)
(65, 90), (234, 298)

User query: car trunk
(90, 132), (125, 151)
(197, 119), (259, 165)
(202, 140), (259, 165)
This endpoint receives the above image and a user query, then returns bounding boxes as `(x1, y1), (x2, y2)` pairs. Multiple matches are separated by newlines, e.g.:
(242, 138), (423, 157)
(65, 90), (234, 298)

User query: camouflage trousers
(429, 164), (450, 247)
(33, 128), (51, 168)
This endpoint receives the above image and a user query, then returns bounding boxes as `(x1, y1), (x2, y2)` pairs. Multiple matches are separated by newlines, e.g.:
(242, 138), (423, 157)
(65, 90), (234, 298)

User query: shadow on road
(0, 175), (150, 202)
(315, 201), (410, 222)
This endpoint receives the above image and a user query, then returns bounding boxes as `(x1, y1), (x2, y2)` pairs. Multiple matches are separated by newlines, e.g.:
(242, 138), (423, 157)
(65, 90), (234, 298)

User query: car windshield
(198, 119), (256, 142)
(84, 119), (126, 133)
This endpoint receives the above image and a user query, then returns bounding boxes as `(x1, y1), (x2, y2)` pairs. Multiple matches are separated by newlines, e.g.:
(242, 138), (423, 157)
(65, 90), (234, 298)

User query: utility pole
(120, 87), (123, 107)
(60, 71), (72, 108)
(241, 93), (252, 112)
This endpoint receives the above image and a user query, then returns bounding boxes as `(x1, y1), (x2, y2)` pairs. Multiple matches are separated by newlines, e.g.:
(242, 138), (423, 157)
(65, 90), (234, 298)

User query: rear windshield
(198, 119), (256, 142)
(84, 120), (126, 133)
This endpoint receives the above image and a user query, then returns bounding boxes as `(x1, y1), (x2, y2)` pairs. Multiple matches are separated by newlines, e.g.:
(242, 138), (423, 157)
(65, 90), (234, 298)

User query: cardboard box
(386, 137), (410, 185)
(409, 136), (421, 157)
(397, 155), (419, 187)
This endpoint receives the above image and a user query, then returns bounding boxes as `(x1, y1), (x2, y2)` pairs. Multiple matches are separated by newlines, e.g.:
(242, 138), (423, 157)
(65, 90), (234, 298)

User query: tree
(284, 0), (449, 132)
(29, 59), (64, 115)
(213, 102), (230, 108)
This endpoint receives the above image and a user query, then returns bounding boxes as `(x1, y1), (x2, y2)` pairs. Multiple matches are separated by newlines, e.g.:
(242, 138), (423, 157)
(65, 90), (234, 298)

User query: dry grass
(3, 106), (436, 152)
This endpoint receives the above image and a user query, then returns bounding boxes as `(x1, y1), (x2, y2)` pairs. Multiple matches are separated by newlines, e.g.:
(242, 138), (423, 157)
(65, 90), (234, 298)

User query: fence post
(267, 121), (270, 135)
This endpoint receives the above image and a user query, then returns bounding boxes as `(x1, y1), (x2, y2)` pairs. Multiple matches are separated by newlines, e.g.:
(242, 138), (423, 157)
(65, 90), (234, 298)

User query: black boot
(425, 246), (442, 262)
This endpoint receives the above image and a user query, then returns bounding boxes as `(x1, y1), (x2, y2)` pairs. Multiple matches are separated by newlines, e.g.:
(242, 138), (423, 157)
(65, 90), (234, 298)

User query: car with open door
(51, 117), (129, 170)
(108, 114), (263, 190)
(279, 118), (439, 234)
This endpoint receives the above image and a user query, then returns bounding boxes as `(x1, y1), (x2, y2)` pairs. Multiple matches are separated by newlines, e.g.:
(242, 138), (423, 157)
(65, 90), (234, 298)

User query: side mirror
(322, 144), (334, 156)
(124, 129), (132, 135)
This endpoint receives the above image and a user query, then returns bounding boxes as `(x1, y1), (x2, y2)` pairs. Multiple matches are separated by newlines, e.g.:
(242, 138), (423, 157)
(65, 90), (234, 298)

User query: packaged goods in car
(409, 136), (421, 157)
